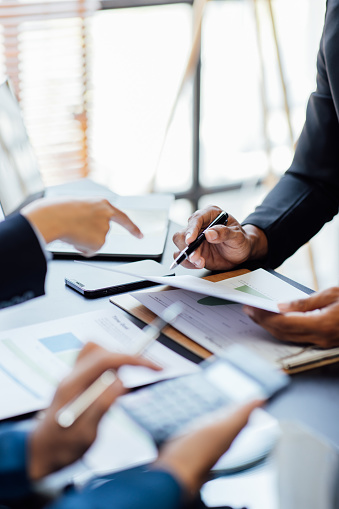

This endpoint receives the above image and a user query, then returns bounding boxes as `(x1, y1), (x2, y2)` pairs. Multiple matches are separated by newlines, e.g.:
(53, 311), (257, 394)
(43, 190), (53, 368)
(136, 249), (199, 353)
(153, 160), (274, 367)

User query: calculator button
(120, 374), (232, 444)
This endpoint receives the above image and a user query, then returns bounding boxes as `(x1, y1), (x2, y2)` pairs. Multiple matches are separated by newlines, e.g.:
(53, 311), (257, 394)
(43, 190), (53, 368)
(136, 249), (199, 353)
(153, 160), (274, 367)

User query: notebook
(0, 79), (173, 260)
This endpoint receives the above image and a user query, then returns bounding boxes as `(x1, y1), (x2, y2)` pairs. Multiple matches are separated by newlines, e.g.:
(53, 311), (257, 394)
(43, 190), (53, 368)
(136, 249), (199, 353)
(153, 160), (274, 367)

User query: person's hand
(243, 287), (339, 348)
(21, 197), (143, 256)
(172, 205), (268, 270)
(28, 342), (161, 481)
(153, 399), (262, 495)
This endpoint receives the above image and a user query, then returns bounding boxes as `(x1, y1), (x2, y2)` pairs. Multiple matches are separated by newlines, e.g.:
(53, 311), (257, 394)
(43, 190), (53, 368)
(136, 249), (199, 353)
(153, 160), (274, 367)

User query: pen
(170, 211), (229, 270)
(55, 302), (184, 428)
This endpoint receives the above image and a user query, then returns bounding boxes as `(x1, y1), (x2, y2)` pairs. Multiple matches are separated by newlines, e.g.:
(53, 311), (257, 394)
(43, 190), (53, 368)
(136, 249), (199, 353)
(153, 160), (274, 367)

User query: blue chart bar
(39, 333), (83, 353)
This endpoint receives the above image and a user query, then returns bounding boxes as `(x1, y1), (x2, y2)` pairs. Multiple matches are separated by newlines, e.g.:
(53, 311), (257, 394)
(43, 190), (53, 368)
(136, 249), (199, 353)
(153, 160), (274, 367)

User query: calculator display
(204, 361), (266, 402)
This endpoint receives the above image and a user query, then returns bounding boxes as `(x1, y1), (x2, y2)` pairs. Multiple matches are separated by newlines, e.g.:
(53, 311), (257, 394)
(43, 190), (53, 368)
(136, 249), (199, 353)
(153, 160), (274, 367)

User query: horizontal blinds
(0, 1), (99, 185)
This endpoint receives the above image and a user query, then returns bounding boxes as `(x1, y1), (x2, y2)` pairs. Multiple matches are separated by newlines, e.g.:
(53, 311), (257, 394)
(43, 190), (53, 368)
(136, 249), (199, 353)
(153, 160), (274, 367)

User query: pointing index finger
(110, 205), (143, 239)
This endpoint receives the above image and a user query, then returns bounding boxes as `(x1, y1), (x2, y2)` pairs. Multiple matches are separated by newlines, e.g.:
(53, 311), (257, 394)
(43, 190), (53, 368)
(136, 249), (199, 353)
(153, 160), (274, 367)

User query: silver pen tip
(169, 261), (177, 270)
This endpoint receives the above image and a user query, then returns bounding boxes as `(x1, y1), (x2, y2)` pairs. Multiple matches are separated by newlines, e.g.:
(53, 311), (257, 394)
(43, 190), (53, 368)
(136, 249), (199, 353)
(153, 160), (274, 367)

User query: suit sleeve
(47, 466), (188, 509)
(0, 213), (47, 308)
(242, 0), (339, 269)
(0, 424), (33, 503)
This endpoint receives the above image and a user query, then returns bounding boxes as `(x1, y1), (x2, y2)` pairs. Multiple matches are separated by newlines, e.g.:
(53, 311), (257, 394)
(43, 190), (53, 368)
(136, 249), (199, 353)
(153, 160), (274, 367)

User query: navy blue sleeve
(0, 424), (33, 503)
(47, 466), (187, 509)
(0, 425), (185, 509)
(243, 0), (339, 268)
(0, 213), (47, 308)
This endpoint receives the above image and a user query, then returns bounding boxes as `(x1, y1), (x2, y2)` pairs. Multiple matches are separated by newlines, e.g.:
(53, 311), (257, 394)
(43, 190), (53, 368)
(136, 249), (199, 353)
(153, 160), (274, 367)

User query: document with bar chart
(109, 268), (307, 312)
(132, 271), (339, 373)
(0, 308), (198, 420)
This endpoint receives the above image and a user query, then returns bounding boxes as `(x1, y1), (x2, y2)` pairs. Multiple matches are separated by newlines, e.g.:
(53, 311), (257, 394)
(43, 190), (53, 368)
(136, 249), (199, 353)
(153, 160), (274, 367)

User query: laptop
(0, 79), (173, 260)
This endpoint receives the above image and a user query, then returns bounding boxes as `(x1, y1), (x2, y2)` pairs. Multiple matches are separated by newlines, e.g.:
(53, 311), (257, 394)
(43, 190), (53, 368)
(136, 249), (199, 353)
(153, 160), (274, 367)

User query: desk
(1, 221), (339, 449)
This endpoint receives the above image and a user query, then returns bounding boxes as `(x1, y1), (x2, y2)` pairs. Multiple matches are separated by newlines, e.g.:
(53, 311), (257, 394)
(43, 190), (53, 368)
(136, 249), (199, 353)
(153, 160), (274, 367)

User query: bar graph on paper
(0, 332), (84, 418)
(0, 307), (199, 420)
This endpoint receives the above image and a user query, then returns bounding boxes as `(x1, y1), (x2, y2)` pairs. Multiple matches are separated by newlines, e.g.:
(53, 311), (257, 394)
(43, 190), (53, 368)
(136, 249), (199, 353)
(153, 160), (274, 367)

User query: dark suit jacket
(243, 0), (339, 269)
(0, 214), (47, 309)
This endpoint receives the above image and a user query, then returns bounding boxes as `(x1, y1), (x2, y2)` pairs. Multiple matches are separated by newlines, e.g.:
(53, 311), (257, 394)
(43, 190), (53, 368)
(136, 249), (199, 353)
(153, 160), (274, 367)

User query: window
(0, 0), (326, 217)
(0, 0), (99, 185)
(90, 2), (193, 196)
(199, 0), (326, 195)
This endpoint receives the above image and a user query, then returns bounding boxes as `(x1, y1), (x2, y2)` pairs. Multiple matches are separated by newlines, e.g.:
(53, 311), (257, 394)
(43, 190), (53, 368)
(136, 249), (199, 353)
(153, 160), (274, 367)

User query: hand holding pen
(29, 343), (160, 480)
(172, 206), (264, 271)
(55, 302), (183, 429)
(171, 209), (229, 270)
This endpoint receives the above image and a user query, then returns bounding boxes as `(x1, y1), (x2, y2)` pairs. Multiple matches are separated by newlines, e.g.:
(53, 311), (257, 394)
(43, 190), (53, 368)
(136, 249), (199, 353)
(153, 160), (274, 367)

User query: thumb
(204, 224), (229, 244)
(278, 288), (339, 313)
(208, 399), (264, 451)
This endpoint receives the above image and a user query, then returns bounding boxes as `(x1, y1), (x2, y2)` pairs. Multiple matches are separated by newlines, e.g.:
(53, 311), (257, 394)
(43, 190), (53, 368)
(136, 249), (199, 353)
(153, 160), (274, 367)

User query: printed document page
(109, 268), (307, 312)
(133, 288), (304, 367)
(0, 308), (198, 420)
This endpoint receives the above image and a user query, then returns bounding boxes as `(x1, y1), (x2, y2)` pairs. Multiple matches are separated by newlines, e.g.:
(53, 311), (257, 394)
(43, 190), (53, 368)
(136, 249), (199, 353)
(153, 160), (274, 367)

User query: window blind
(0, 0), (99, 185)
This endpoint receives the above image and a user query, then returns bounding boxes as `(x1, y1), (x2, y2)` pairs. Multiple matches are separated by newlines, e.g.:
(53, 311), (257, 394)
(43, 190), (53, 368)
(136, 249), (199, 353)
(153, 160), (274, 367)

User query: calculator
(119, 345), (289, 445)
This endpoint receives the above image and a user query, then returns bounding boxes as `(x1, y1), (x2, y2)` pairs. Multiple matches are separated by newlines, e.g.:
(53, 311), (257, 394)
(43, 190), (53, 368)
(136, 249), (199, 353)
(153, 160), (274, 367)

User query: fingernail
(137, 232), (144, 239)
(207, 230), (218, 241)
(243, 305), (254, 317)
(185, 233), (192, 243)
(278, 303), (289, 312)
(194, 258), (203, 268)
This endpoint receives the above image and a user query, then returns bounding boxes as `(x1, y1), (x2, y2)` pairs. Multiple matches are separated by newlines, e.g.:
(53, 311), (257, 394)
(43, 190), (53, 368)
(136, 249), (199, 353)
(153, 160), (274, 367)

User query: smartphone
(119, 345), (289, 445)
(65, 260), (174, 299)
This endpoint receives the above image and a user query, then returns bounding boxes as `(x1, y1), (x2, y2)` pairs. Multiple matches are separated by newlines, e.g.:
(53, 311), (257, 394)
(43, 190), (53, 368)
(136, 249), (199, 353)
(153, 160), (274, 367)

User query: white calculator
(119, 345), (289, 445)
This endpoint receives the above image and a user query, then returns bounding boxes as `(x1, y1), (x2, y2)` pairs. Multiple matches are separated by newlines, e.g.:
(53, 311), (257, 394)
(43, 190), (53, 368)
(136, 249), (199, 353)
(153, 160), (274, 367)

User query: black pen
(170, 211), (229, 270)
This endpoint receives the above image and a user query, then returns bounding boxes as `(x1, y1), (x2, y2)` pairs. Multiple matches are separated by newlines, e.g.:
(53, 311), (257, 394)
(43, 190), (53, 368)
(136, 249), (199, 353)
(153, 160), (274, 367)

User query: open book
(110, 269), (339, 374)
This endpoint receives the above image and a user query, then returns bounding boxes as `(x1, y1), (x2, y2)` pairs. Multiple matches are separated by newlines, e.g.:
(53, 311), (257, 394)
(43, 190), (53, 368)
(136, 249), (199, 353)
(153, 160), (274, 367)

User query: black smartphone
(119, 345), (289, 445)
(65, 260), (174, 299)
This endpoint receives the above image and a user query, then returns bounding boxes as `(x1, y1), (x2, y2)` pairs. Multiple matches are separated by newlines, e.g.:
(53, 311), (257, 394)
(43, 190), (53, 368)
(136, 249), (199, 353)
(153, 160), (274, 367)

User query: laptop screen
(0, 80), (44, 216)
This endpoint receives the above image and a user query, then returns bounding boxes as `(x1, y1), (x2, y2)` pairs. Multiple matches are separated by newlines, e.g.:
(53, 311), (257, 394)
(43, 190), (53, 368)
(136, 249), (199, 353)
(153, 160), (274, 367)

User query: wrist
(22, 201), (66, 244)
(28, 430), (48, 481)
(152, 459), (198, 497)
(28, 424), (60, 481)
(243, 224), (268, 261)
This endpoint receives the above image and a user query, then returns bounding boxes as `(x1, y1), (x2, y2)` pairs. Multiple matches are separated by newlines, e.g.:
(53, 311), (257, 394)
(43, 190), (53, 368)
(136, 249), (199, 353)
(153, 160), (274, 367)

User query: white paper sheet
(109, 268), (308, 312)
(133, 287), (307, 366)
(0, 308), (198, 420)
(82, 406), (157, 475)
